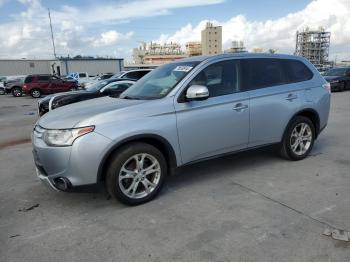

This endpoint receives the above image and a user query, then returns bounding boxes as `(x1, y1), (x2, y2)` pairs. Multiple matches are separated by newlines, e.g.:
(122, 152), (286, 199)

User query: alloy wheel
(290, 122), (312, 156)
(32, 90), (40, 98)
(118, 153), (161, 199)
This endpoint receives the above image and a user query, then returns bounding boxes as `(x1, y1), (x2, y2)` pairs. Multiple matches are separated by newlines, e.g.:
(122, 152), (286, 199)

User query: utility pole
(48, 8), (57, 58)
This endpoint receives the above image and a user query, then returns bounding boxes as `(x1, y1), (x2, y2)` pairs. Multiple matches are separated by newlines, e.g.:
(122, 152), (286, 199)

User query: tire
(11, 87), (23, 97)
(0, 88), (4, 95)
(279, 116), (315, 161)
(106, 142), (167, 205)
(30, 89), (41, 98)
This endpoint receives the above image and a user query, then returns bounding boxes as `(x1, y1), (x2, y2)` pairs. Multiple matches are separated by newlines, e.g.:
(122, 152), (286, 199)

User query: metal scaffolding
(295, 27), (331, 71)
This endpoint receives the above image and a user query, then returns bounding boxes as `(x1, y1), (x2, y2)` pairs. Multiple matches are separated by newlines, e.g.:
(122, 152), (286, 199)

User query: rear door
(243, 58), (312, 147)
(174, 59), (250, 164)
(49, 76), (67, 93)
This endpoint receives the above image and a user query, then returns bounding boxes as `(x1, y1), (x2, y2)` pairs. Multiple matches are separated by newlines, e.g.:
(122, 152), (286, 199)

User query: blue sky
(0, 0), (349, 61)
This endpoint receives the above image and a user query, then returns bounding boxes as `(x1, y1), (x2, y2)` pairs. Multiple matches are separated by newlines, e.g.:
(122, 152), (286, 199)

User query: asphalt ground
(0, 92), (349, 261)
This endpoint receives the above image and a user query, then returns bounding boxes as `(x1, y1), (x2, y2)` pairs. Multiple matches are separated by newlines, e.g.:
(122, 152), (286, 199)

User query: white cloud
(91, 31), (134, 47)
(0, 0), (224, 58)
(158, 0), (350, 61)
(52, 0), (225, 24)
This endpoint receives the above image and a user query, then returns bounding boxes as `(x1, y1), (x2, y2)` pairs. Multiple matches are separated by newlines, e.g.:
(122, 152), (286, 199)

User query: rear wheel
(12, 87), (22, 97)
(30, 89), (41, 98)
(106, 142), (167, 205)
(279, 116), (315, 160)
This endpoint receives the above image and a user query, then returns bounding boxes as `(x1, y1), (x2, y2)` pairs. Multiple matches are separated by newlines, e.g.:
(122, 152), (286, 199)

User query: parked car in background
(111, 69), (152, 80)
(32, 53), (330, 205)
(65, 72), (95, 88)
(4, 76), (26, 97)
(0, 78), (5, 95)
(0, 77), (4, 94)
(38, 78), (135, 116)
(23, 74), (78, 98)
(323, 67), (350, 92)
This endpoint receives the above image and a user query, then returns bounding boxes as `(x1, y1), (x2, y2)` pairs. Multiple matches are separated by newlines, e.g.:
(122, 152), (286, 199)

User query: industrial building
(0, 58), (124, 77)
(132, 42), (187, 64)
(185, 42), (202, 57)
(201, 22), (222, 55)
(225, 41), (247, 53)
(295, 27), (331, 71)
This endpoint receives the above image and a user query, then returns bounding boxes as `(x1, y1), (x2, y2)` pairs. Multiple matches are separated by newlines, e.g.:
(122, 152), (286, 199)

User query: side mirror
(186, 85), (209, 101)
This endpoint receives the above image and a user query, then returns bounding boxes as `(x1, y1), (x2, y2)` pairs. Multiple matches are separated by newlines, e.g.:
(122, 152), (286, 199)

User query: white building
(201, 22), (222, 55)
(0, 58), (124, 77)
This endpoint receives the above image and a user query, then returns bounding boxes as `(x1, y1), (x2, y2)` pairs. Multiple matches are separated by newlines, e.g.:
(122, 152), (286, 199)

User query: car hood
(40, 90), (93, 104)
(38, 96), (148, 129)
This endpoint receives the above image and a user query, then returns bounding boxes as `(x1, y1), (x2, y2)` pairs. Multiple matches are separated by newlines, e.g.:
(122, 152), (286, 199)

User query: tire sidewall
(106, 143), (167, 205)
(284, 116), (315, 160)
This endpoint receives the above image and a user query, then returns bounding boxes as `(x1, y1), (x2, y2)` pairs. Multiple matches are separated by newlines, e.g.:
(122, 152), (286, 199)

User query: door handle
(286, 93), (298, 101)
(233, 103), (248, 111)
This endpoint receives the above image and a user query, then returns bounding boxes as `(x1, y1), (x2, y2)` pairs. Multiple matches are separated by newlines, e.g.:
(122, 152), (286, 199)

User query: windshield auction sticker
(173, 66), (193, 72)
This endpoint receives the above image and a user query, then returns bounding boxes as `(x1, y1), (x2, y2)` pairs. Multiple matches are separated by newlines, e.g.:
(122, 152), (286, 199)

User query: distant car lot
(0, 91), (349, 261)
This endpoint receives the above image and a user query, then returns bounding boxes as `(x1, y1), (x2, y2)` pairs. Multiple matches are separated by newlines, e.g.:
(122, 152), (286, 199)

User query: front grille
(33, 125), (46, 139)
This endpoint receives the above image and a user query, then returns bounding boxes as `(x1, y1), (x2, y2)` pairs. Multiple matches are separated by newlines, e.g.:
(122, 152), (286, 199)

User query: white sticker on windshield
(173, 66), (193, 72)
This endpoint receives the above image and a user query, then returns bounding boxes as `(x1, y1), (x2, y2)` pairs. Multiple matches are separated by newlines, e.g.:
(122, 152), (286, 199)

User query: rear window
(24, 76), (34, 83)
(242, 59), (287, 90)
(37, 75), (50, 81)
(282, 59), (313, 83)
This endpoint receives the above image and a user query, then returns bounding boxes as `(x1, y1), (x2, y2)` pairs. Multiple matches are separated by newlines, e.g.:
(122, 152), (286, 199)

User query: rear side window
(241, 59), (286, 90)
(282, 60), (313, 83)
(37, 75), (50, 81)
(24, 76), (33, 83)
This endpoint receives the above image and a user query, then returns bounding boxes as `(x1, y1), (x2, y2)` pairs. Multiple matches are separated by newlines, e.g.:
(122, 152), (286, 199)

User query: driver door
(174, 59), (250, 164)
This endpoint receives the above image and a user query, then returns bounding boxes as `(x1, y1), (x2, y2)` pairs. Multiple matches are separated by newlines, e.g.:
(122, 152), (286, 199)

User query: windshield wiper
(123, 96), (141, 100)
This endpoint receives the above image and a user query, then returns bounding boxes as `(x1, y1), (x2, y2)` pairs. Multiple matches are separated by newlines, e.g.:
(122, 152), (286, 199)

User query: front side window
(241, 59), (286, 90)
(120, 61), (199, 100)
(189, 60), (239, 97)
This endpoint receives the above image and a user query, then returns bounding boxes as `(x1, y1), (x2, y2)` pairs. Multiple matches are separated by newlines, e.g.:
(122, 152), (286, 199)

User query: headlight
(43, 126), (94, 146)
(330, 80), (339, 84)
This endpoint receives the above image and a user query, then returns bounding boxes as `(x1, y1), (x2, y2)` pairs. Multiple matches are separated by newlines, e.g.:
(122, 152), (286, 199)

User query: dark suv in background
(323, 67), (350, 92)
(23, 75), (78, 98)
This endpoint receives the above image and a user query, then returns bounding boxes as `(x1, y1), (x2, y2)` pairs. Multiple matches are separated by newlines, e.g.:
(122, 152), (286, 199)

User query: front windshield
(111, 71), (125, 79)
(325, 68), (347, 76)
(120, 61), (199, 100)
(85, 80), (108, 91)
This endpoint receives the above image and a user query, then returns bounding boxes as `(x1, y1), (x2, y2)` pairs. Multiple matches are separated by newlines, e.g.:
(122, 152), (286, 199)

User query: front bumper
(32, 127), (112, 190)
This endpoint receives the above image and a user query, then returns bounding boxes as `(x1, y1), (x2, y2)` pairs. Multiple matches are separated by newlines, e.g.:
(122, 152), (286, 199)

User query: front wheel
(279, 116), (315, 161)
(106, 143), (167, 205)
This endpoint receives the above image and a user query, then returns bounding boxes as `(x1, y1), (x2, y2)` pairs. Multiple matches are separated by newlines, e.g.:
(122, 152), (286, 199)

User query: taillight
(322, 82), (331, 93)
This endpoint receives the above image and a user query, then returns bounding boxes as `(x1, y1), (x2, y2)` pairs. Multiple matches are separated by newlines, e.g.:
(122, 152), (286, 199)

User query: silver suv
(32, 54), (331, 205)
